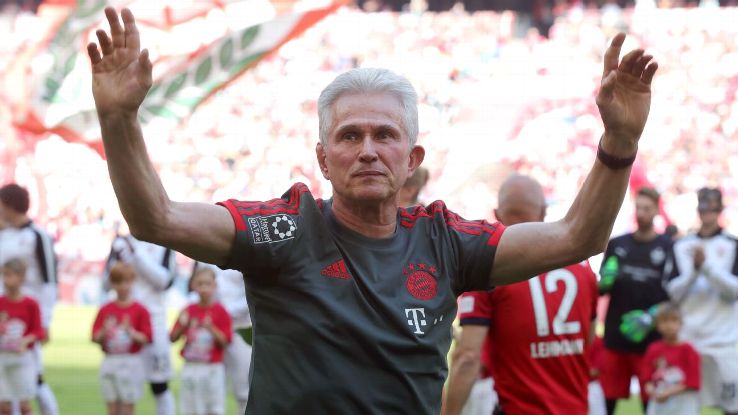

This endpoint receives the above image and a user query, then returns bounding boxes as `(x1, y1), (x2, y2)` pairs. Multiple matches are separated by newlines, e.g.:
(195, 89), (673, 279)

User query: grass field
(44, 305), (236, 414)
(42, 305), (721, 415)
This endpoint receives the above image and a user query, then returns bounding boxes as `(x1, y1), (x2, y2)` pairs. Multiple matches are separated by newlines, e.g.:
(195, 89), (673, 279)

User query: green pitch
(43, 305), (236, 414)
(42, 306), (720, 415)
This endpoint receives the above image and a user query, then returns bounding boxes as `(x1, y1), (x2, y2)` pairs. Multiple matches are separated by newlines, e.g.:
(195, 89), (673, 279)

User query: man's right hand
(87, 7), (152, 117)
(619, 309), (654, 343)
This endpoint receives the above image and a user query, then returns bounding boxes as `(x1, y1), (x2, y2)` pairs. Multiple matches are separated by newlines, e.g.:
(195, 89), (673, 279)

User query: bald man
(445, 175), (599, 415)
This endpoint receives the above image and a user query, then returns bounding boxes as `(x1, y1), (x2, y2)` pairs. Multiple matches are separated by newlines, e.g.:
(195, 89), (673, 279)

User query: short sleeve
(457, 291), (494, 326)
(217, 183), (314, 275)
(407, 202), (505, 294)
(683, 344), (701, 390)
(27, 299), (44, 341)
(91, 306), (106, 341)
(583, 262), (599, 320)
(216, 305), (233, 344)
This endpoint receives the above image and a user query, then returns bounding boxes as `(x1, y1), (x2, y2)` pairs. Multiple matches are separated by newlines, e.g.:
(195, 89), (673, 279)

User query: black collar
(697, 227), (722, 239)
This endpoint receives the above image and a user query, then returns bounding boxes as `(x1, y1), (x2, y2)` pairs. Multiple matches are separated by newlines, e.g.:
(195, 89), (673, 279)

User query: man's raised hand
(596, 33), (658, 152)
(87, 7), (152, 116)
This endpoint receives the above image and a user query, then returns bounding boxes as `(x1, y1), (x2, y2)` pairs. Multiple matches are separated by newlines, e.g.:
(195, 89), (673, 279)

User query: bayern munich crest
(404, 263), (438, 301)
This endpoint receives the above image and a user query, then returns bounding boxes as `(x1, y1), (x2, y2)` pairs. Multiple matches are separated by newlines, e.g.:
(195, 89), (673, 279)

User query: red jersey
(172, 303), (232, 363)
(641, 340), (700, 395)
(457, 262), (598, 415)
(588, 336), (606, 380)
(92, 301), (152, 354)
(0, 295), (44, 352)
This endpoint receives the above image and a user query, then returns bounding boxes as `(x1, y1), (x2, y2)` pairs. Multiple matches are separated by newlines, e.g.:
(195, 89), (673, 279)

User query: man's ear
(494, 208), (501, 222)
(316, 142), (329, 180)
(408, 145), (425, 174)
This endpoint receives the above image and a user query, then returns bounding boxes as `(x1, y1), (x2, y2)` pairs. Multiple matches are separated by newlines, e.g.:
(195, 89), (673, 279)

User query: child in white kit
(171, 267), (232, 415)
(92, 262), (152, 415)
(0, 258), (44, 415)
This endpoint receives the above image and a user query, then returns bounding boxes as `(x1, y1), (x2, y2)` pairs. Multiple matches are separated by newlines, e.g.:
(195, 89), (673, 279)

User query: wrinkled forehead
(330, 92), (406, 132)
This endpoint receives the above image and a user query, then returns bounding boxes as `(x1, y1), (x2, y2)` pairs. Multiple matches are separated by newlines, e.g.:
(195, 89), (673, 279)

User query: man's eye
(378, 131), (394, 140)
(343, 133), (358, 141)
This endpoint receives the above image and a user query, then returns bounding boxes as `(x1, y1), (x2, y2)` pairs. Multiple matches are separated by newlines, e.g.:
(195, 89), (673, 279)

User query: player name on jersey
(530, 338), (585, 359)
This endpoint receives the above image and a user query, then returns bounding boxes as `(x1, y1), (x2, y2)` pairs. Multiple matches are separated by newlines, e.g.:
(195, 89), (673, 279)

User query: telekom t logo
(405, 308), (427, 334)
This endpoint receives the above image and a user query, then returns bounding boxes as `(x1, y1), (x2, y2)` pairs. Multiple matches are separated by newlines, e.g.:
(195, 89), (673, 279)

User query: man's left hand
(596, 33), (658, 153)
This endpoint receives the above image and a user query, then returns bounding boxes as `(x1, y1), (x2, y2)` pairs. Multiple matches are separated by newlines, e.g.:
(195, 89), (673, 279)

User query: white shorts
(460, 376), (497, 415)
(99, 354), (146, 404)
(224, 333), (252, 401)
(32, 342), (43, 375)
(588, 380), (607, 415)
(699, 345), (738, 411)
(143, 313), (173, 383)
(647, 390), (700, 415)
(179, 362), (226, 415)
(0, 351), (36, 401)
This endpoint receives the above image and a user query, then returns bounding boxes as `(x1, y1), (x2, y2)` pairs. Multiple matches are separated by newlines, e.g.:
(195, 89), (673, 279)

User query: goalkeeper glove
(619, 305), (658, 343)
(599, 256), (619, 293)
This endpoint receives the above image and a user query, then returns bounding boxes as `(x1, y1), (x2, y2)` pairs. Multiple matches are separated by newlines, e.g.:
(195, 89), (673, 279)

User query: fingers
(96, 29), (113, 56)
(630, 53), (651, 76)
(105, 6), (125, 49)
(618, 49), (644, 75)
(122, 8), (140, 51)
(642, 62), (658, 85)
(87, 43), (102, 65)
(139, 48), (151, 70)
(602, 32), (626, 78)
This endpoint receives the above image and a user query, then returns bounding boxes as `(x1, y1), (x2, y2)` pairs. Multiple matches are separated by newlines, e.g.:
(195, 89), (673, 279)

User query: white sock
(36, 382), (59, 415)
(155, 389), (176, 415)
(238, 399), (248, 414)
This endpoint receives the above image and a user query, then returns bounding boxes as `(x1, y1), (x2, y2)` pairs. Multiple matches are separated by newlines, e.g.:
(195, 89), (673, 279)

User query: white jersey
(191, 263), (250, 329)
(105, 235), (176, 318)
(0, 222), (57, 329)
(665, 229), (738, 349)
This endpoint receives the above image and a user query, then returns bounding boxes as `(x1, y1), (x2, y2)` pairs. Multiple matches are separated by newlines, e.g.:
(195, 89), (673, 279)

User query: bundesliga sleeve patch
(458, 296), (475, 314)
(247, 214), (297, 244)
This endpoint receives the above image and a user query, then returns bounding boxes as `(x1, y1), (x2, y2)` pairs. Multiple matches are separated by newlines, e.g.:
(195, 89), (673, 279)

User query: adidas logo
(320, 259), (351, 280)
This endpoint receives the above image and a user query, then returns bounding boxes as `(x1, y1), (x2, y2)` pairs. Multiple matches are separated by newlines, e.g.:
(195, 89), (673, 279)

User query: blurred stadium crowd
(1, 2), (737, 303)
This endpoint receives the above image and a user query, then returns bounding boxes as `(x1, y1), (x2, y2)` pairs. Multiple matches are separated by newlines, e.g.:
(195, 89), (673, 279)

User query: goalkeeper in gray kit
(598, 187), (672, 414)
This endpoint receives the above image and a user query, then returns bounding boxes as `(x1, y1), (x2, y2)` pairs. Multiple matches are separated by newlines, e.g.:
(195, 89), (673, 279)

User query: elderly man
(87, 7), (657, 414)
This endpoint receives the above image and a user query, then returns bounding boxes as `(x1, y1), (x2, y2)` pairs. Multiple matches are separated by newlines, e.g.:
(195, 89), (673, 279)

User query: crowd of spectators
(0, 3), (736, 302)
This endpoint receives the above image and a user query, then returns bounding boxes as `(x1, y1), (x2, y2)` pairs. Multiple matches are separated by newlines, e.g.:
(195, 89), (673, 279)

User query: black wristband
(597, 140), (636, 169)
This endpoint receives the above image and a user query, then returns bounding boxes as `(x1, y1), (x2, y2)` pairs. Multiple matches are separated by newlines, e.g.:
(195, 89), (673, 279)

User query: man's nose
(358, 136), (378, 162)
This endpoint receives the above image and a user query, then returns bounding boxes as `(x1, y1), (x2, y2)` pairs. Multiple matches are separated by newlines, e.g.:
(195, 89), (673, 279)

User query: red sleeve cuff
(217, 200), (247, 232)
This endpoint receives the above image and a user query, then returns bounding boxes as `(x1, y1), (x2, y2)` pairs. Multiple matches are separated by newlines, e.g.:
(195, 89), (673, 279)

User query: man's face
(698, 199), (721, 227)
(635, 195), (658, 230)
(316, 92), (424, 204)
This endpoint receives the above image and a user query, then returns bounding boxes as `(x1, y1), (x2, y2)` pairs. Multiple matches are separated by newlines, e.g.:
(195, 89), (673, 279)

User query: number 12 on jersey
(528, 270), (581, 337)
